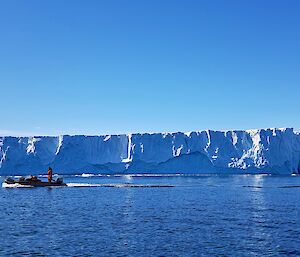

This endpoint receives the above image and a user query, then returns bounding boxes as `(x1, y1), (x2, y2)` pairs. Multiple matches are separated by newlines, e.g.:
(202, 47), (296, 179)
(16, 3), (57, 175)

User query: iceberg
(0, 128), (299, 175)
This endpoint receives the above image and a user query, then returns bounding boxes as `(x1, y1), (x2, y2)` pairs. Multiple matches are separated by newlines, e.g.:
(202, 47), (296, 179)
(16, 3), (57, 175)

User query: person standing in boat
(48, 167), (53, 182)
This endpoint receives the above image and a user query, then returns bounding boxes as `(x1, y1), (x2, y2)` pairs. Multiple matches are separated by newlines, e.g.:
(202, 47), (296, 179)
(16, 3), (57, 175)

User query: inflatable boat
(3, 175), (67, 187)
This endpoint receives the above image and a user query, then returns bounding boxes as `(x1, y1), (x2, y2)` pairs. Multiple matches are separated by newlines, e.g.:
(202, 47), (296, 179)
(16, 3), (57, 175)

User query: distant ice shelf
(0, 128), (299, 175)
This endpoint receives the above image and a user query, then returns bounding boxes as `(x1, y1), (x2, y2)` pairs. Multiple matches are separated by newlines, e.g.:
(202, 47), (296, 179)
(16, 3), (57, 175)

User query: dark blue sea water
(0, 174), (299, 256)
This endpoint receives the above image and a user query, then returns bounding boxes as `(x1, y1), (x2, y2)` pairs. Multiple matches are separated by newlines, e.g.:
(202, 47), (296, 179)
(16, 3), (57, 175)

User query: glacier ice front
(0, 128), (299, 175)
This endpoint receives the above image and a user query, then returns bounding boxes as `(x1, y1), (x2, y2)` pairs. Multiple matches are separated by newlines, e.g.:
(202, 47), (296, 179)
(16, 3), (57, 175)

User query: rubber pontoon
(4, 176), (67, 187)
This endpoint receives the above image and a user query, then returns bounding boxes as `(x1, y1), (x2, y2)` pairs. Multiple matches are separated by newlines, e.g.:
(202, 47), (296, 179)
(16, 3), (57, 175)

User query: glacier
(0, 128), (299, 175)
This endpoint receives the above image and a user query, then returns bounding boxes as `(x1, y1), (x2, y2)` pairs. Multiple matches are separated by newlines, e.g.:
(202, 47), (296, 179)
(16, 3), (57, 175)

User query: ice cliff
(0, 128), (299, 175)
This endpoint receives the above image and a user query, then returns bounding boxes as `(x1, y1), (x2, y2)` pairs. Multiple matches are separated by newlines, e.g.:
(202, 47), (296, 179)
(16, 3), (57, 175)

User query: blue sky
(0, 0), (299, 136)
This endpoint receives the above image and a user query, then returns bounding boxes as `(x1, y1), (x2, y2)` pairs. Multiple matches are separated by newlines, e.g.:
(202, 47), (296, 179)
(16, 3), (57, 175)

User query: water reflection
(247, 175), (273, 253)
(116, 187), (135, 252)
(123, 174), (133, 183)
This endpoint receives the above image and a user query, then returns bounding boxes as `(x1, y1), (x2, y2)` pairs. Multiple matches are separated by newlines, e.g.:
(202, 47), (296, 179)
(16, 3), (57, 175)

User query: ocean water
(0, 174), (299, 256)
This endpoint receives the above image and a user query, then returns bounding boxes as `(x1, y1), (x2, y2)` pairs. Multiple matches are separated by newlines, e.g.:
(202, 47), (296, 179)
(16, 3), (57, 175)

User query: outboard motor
(56, 176), (64, 184)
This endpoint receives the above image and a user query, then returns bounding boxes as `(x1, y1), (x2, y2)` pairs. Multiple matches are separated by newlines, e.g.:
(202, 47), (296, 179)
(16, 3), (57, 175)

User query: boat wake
(74, 173), (221, 177)
(66, 183), (174, 188)
(2, 182), (174, 188)
(2, 182), (34, 188)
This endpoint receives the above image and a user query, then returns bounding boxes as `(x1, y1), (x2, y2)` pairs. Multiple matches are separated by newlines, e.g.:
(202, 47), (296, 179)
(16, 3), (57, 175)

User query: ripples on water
(0, 174), (299, 256)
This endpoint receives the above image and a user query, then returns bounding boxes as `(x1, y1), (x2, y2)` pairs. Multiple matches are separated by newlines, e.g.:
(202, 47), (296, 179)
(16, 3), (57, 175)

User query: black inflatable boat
(4, 176), (67, 187)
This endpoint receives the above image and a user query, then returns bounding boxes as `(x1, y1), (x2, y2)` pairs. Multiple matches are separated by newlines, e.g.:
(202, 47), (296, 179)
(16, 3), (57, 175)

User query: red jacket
(48, 169), (53, 180)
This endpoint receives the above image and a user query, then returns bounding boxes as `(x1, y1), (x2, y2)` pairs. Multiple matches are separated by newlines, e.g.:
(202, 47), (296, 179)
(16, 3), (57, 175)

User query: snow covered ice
(0, 128), (299, 175)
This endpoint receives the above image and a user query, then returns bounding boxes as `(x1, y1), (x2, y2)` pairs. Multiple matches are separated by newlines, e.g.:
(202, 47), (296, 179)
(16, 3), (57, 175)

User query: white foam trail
(70, 173), (217, 178)
(67, 183), (102, 187)
(66, 183), (173, 188)
(2, 182), (33, 188)
(2, 182), (173, 188)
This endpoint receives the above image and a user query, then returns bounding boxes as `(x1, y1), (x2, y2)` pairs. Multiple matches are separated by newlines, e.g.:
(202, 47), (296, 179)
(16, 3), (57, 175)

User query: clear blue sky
(0, 0), (299, 136)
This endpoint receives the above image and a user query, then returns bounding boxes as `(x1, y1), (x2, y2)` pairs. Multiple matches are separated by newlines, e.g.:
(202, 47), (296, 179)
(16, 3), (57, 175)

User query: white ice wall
(0, 128), (299, 175)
